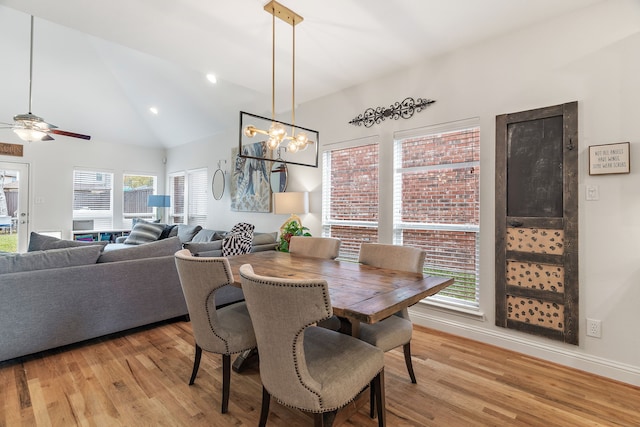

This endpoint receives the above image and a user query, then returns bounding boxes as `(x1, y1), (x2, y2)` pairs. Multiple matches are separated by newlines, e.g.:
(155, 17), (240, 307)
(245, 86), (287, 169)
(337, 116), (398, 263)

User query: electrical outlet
(586, 318), (602, 338)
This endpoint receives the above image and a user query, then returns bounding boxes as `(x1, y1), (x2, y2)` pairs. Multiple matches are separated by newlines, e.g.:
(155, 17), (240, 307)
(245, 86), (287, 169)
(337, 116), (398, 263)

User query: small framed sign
(589, 142), (630, 175)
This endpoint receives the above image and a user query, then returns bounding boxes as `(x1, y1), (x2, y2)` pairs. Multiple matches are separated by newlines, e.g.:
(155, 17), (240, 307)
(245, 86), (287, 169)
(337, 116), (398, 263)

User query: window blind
(169, 173), (185, 224)
(187, 168), (208, 227)
(72, 170), (114, 230)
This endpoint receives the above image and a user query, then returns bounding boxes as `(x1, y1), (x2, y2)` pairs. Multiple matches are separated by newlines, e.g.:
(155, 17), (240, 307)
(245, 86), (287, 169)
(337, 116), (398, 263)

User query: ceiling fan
(0, 16), (91, 142)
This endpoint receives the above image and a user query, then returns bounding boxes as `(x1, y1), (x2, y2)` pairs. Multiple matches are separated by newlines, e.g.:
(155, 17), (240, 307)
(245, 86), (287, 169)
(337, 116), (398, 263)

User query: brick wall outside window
(322, 143), (379, 261)
(394, 126), (480, 307)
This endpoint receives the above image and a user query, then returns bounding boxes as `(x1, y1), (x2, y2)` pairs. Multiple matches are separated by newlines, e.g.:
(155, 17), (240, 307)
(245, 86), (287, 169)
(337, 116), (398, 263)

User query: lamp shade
(274, 192), (308, 215)
(147, 195), (171, 208)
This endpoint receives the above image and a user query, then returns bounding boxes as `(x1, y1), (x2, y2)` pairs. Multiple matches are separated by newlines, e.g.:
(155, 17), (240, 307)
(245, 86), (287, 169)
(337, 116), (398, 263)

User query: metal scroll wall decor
(349, 97), (436, 128)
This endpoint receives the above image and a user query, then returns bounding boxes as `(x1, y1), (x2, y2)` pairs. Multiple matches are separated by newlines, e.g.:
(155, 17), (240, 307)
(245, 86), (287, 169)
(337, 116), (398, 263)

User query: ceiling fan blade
(42, 134), (54, 141)
(49, 129), (91, 140)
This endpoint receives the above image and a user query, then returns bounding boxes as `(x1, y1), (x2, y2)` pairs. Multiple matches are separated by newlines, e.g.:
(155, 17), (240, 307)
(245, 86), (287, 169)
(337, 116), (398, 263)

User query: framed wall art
(230, 141), (271, 212)
(589, 142), (630, 175)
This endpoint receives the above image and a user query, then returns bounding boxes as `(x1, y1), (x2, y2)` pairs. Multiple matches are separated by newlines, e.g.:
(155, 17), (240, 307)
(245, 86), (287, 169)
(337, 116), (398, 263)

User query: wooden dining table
(226, 250), (454, 337)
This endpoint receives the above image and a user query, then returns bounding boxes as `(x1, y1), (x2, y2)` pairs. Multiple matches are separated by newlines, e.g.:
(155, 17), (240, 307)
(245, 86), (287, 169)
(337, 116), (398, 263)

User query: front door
(0, 161), (29, 253)
(495, 102), (579, 345)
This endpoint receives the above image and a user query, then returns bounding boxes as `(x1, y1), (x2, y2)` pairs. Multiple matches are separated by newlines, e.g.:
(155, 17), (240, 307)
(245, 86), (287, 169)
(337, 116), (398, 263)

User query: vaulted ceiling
(0, 0), (603, 148)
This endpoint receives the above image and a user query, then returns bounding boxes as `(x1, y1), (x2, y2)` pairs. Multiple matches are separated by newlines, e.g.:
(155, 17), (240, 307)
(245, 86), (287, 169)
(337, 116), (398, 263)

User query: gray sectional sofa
(0, 225), (277, 363)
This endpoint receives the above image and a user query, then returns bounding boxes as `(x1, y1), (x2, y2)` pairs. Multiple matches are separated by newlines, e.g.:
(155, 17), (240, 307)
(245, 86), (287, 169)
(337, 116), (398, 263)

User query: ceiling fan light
(13, 128), (47, 142)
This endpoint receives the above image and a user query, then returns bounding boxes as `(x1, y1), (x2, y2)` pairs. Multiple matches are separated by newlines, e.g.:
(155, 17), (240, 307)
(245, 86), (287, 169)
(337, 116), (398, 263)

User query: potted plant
(277, 220), (311, 252)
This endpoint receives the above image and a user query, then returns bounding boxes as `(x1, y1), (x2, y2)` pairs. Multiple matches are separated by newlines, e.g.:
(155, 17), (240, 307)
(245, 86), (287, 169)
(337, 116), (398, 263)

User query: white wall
(0, 138), (167, 239)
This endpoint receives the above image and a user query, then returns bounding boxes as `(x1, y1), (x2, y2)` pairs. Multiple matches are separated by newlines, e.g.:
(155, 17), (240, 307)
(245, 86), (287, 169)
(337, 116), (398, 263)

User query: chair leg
(374, 369), (386, 427)
(188, 344), (202, 385)
(259, 386), (271, 427)
(221, 354), (231, 413)
(403, 342), (417, 384)
(369, 378), (376, 418)
(313, 411), (336, 427)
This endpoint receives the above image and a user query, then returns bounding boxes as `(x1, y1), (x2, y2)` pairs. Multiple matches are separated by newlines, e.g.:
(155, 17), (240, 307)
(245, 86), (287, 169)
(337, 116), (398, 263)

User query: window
(169, 168), (207, 226)
(123, 174), (157, 227)
(73, 170), (114, 230)
(393, 119), (480, 309)
(187, 168), (208, 226)
(322, 139), (379, 261)
(169, 173), (185, 224)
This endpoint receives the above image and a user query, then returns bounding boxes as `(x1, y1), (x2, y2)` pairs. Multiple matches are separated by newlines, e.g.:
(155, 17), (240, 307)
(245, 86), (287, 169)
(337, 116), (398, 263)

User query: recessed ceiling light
(149, 107), (159, 115)
(206, 73), (217, 84)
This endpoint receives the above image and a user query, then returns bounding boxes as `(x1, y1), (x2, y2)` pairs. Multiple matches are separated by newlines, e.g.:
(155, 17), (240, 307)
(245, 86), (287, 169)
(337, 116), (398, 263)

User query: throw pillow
(158, 224), (176, 240)
(0, 245), (103, 274)
(191, 229), (218, 242)
(97, 236), (182, 263)
(28, 232), (108, 252)
(222, 223), (255, 256)
(176, 224), (203, 243)
(124, 221), (165, 245)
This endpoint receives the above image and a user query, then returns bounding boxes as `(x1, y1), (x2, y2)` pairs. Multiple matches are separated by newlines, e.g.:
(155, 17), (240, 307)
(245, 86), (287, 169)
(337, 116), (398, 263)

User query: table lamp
(147, 195), (171, 221)
(274, 191), (308, 234)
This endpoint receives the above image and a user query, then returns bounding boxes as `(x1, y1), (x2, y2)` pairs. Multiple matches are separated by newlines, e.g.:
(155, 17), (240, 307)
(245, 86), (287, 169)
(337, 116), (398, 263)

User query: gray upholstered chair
(358, 243), (426, 384)
(288, 235), (341, 259)
(174, 249), (256, 414)
(239, 263), (386, 427)
(289, 235), (342, 331)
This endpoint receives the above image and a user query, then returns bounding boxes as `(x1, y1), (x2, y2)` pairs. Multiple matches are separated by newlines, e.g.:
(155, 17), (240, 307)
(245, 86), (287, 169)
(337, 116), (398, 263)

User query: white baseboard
(410, 309), (640, 387)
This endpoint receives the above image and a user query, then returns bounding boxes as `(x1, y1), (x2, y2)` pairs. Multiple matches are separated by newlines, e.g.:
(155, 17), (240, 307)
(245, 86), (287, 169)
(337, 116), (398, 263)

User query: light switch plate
(585, 185), (599, 201)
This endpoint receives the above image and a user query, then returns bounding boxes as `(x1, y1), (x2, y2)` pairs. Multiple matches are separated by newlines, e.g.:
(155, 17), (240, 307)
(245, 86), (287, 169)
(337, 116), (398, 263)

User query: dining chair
(174, 249), (257, 414)
(239, 263), (386, 427)
(289, 235), (342, 331)
(358, 243), (426, 384)
(288, 236), (341, 259)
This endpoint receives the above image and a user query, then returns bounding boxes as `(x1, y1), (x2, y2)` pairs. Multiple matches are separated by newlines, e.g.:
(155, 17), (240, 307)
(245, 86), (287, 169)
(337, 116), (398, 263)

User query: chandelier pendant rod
(271, 8), (276, 122)
(28, 15), (34, 114)
(291, 16), (296, 132)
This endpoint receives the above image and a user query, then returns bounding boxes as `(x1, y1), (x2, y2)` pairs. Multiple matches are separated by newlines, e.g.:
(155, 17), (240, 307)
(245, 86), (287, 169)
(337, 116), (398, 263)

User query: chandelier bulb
(266, 136), (280, 150)
(244, 125), (257, 138)
(287, 141), (300, 153)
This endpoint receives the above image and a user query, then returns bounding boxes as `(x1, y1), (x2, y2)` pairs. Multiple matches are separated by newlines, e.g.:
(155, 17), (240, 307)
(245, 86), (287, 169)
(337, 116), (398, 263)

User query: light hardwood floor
(1, 320), (639, 426)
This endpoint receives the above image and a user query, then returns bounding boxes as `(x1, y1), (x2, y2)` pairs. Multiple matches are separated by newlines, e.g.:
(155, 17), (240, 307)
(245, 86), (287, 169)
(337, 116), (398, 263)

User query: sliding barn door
(495, 102), (578, 345)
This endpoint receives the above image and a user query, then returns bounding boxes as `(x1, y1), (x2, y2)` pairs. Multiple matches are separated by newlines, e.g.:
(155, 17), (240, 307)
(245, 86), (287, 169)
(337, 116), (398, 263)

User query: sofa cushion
(28, 232), (109, 252)
(98, 236), (182, 263)
(253, 232), (277, 246)
(184, 240), (223, 255)
(175, 224), (203, 243)
(0, 245), (103, 274)
(124, 220), (166, 245)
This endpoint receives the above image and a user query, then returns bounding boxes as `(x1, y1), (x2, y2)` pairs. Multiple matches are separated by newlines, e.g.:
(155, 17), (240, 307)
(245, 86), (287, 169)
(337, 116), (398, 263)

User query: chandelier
(242, 1), (313, 154)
